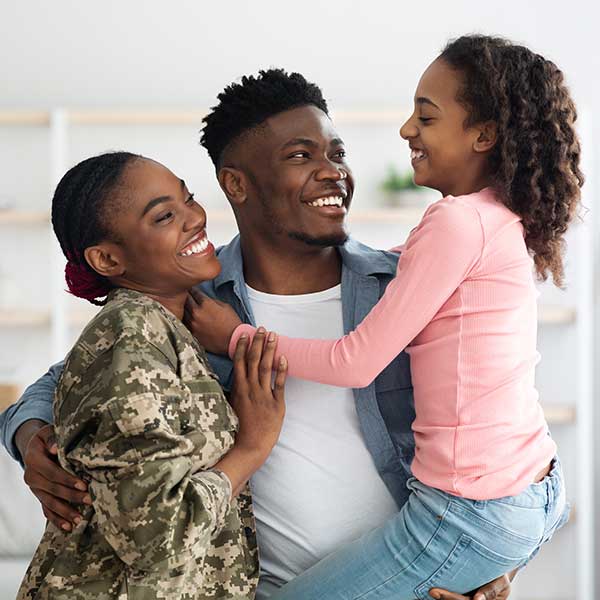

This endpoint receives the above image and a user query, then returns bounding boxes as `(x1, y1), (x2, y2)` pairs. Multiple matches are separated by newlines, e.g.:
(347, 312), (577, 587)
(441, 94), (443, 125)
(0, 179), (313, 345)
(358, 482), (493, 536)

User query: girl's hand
(184, 288), (242, 355)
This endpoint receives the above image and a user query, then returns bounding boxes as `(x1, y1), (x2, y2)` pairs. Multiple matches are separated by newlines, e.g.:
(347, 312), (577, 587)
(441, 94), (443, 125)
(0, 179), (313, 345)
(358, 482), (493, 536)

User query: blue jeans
(272, 458), (568, 600)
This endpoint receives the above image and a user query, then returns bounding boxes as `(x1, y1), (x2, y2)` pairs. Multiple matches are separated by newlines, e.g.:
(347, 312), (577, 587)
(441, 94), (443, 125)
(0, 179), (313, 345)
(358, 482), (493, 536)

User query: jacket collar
(213, 234), (397, 291)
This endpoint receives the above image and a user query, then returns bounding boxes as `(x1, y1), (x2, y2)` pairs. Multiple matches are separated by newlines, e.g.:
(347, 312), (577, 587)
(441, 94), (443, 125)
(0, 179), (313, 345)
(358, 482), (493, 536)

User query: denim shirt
(0, 235), (416, 508)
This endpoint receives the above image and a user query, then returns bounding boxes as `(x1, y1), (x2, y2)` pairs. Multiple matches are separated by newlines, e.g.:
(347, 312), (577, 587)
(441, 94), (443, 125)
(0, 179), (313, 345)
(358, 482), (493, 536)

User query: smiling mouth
(411, 148), (427, 164)
(304, 194), (346, 209)
(178, 230), (212, 257)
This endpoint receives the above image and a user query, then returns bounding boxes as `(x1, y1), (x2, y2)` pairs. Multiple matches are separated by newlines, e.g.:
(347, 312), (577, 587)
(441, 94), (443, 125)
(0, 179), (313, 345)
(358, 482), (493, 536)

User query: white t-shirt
(247, 284), (398, 599)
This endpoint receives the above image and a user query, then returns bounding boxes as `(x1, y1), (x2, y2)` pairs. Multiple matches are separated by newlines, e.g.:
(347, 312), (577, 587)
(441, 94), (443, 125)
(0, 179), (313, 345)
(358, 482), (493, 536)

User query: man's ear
(218, 167), (248, 207)
(473, 121), (497, 153)
(84, 242), (125, 278)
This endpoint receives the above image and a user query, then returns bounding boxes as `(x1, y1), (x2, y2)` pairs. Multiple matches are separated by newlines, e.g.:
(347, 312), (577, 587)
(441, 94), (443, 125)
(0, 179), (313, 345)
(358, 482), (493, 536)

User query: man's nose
(315, 158), (345, 181)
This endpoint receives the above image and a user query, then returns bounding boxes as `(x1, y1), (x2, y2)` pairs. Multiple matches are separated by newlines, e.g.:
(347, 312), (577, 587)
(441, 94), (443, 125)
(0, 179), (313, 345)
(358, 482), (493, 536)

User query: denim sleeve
(206, 352), (233, 393)
(0, 360), (64, 465)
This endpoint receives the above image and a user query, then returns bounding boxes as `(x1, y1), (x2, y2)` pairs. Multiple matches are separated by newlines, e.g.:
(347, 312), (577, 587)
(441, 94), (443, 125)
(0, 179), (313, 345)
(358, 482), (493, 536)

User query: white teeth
(307, 196), (344, 208)
(411, 149), (426, 161)
(180, 235), (209, 256)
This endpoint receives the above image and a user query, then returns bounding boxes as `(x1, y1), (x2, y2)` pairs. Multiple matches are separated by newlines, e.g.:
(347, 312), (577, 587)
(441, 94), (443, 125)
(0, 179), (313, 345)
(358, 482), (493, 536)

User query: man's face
(232, 105), (354, 248)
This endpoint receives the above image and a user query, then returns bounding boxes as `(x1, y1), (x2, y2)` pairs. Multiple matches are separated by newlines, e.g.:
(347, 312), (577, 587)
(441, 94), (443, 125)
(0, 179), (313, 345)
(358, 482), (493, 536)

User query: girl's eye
(419, 117), (433, 124)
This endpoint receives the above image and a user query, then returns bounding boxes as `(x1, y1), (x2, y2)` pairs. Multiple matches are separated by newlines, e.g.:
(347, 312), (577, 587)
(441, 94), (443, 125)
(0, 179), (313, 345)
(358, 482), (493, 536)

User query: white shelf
(0, 108), (409, 127)
(0, 210), (49, 225)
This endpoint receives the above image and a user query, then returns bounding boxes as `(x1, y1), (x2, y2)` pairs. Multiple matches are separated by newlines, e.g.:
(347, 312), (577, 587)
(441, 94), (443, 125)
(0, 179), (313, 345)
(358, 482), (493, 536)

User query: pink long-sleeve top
(231, 188), (556, 500)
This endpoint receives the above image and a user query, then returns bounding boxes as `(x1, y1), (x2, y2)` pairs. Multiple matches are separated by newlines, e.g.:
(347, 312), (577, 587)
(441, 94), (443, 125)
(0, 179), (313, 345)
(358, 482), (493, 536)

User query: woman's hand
(184, 288), (242, 355)
(213, 328), (287, 496)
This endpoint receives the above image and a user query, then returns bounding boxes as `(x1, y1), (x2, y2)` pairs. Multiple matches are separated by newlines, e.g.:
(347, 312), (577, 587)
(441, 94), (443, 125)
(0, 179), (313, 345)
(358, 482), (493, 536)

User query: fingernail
(429, 592), (441, 600)
(268, 331), (276, 342)
(61, 522), (71, 531)
(74, 516), (81, 525)
(75, 481), (87, 491)
(257, 326), (265, 334)
(280, 356), (287, 367)
(240, 334), (248, 339)
(83, 495), (93, 505)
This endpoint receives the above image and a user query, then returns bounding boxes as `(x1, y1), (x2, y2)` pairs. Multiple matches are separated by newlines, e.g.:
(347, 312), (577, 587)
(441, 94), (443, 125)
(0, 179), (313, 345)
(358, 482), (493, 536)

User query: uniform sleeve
(0, 360), (64, 465)
(58, 330), (233, 574)
(230, 200), (485, 388)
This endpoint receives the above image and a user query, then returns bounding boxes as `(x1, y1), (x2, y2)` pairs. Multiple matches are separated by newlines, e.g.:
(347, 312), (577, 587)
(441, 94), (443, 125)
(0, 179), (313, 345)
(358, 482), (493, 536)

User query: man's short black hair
(200, 68), (329, 169)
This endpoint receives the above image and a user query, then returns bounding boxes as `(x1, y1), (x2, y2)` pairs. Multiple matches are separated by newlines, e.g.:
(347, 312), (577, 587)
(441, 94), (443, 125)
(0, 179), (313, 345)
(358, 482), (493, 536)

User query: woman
(18, 151), (287, 599)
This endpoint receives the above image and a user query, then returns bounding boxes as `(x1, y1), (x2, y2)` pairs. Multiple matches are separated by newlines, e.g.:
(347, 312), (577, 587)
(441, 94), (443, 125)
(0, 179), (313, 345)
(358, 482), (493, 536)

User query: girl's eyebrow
(416, 97), (441, 111)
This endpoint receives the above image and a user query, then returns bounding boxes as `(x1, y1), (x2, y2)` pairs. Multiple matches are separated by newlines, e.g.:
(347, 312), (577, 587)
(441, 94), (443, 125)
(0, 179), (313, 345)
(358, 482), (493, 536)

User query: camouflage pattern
(18, 288), (258, 599)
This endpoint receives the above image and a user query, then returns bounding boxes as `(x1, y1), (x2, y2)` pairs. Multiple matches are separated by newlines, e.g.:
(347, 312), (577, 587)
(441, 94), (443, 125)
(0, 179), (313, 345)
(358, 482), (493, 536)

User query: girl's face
(97, 158), (221, 296)
(400, 58), (491, 197)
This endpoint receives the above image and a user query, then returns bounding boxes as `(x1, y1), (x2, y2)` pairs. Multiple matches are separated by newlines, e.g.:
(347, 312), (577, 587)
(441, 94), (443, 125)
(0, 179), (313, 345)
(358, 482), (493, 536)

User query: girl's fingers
(246, 327), (266, 385)
(258, 332), (278, 389)
(273, 356), (288, 403)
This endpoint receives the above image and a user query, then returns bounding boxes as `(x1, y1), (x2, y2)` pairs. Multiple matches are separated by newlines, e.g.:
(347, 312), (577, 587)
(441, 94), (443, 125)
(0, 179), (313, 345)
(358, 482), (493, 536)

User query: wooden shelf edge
(0, 210), (49, 225)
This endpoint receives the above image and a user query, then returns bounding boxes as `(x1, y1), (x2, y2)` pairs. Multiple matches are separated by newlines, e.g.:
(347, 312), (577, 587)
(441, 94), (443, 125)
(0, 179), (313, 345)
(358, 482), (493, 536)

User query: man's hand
(429, 573), (512, 600)
(184, 288), (243, 355)
(16, 420), (91, 531)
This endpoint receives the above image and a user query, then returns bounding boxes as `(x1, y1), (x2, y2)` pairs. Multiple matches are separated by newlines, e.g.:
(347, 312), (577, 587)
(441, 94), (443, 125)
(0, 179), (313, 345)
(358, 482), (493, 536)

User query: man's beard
(257, 189), (349, 248)
(288, 230), (348, 248)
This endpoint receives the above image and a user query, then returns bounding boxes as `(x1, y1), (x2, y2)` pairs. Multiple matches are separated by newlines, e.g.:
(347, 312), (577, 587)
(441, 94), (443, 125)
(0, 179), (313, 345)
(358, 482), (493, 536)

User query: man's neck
(240, 235), (342, 295)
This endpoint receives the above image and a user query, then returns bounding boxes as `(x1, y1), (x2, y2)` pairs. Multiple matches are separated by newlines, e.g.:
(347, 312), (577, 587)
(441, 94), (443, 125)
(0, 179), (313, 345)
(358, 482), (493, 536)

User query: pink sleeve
(230, 200), (485, 388)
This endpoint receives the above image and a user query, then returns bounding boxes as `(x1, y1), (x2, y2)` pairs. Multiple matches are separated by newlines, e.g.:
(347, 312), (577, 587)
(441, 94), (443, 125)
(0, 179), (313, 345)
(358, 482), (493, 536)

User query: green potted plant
(380, 165), (436, 207)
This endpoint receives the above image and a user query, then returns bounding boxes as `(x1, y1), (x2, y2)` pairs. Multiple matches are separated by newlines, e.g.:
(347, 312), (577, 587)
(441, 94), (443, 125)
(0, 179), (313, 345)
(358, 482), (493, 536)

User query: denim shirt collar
(213, 234), (396, 291)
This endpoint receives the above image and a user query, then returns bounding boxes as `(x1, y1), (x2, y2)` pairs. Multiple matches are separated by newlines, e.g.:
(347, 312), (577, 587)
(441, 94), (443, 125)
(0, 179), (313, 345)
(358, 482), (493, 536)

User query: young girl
(194, 35), (582, 599)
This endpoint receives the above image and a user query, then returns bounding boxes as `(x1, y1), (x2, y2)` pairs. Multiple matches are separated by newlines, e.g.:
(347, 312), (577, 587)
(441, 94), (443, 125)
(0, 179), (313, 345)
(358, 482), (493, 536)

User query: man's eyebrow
(416, 97), (441, 110)
(141, 179), (186, 216)
(330, 137), (345, 147)
(280, 137), (318, 150)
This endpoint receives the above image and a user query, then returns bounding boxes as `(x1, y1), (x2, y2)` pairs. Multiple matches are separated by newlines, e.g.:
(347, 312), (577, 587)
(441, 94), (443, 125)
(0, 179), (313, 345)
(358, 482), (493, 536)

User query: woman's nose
(184, 202), (206, 231)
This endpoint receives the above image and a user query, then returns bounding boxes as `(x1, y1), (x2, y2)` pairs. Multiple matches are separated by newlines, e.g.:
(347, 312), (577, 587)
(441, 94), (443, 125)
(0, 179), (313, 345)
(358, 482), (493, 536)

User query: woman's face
(105, 158), (221, 295)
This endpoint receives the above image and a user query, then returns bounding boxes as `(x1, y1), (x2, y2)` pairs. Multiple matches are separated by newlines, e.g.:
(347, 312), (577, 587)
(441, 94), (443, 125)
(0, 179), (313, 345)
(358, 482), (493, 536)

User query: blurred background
(0, 1), (597, 598)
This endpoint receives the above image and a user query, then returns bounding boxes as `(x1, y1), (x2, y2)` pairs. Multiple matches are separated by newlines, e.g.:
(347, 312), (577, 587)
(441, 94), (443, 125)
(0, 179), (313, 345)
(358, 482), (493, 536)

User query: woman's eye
(419, 117), (433, 124)
(156, 211), (173, 223)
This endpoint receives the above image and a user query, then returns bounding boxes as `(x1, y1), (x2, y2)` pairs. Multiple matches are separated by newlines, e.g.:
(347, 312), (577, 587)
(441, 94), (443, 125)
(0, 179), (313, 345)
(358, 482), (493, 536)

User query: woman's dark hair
(200, 68), (329, 170)
(440, 35), (584, 287)
(51, 151), (141, 305)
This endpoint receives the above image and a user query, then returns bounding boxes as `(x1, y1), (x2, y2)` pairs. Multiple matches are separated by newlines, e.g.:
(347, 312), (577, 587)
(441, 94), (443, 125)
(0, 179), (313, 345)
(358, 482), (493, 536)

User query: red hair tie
(64, 255), (112, 305)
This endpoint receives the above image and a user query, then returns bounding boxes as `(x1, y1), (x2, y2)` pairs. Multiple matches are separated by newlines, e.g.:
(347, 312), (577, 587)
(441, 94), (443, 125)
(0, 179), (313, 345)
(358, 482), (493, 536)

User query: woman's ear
(218, 167), (248, 207)
(473, 121), (498, 153)
(84, 242), (125, 278)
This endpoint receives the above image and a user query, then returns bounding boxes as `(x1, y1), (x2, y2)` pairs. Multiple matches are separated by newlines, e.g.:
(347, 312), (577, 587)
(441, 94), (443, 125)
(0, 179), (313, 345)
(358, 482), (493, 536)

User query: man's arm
(430, 570), (517, 600)
(0, 361), (90, 530)
(0, 361), (63, 463)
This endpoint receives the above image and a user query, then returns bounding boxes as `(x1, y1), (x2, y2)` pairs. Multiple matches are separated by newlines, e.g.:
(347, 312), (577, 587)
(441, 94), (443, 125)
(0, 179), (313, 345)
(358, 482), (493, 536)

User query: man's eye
(289, 151), (309, 159)
(334, 150), (347, 159)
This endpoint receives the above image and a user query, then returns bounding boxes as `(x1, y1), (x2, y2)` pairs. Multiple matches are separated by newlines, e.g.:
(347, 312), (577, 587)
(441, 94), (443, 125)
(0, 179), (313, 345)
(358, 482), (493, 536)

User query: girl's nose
(400, 115), (417, 140)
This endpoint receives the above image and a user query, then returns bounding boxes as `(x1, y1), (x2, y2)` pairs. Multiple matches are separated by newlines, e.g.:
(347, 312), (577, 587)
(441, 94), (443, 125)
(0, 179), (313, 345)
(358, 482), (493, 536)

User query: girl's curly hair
(440, 35), (584, 287)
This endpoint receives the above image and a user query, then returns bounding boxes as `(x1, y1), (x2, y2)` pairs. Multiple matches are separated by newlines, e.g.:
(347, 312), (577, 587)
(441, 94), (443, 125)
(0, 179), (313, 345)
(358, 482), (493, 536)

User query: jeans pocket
(414, 533), (528, 600)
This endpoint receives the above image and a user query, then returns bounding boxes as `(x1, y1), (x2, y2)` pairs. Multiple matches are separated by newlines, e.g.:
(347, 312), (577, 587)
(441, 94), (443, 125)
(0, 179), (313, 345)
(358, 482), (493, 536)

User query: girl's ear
(473, 121), (498, 153)
(84, 242), (126, 278)
(218, 167), (248, 207)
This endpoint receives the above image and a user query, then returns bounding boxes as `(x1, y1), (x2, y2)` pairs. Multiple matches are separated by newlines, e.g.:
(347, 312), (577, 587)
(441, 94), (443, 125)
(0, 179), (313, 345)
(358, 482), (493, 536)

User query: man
(0, 69), (513, 600)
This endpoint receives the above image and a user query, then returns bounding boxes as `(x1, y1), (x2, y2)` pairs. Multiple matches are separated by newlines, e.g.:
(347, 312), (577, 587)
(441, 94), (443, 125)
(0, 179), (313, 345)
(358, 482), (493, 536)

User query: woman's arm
(230, 200), (485, 388)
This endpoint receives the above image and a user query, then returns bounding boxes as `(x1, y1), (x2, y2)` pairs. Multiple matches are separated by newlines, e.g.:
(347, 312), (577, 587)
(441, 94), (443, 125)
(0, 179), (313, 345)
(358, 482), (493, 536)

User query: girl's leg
(272, 479), (545, 600)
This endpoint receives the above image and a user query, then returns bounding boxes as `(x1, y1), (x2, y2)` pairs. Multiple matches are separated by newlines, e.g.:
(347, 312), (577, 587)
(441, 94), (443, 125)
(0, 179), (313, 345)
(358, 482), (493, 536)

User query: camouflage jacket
(18, 288), (258, 600)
